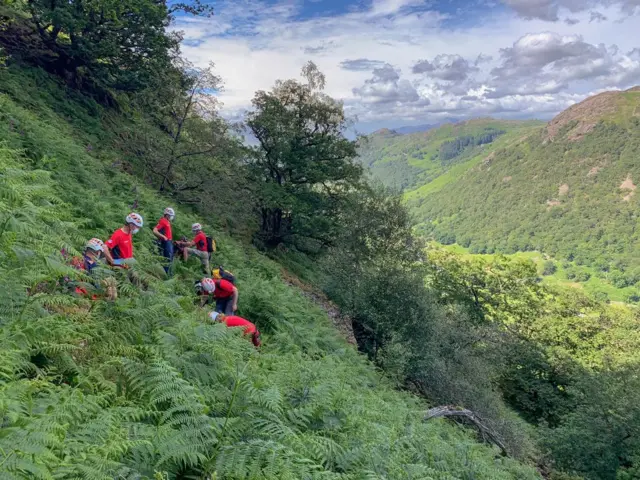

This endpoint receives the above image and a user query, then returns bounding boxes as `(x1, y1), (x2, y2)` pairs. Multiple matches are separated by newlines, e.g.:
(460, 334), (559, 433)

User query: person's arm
(153, 226), (168, 241)
(103, 246), (114, 265)
(231, 286), (239, 312)
(200, 294), (209, 307)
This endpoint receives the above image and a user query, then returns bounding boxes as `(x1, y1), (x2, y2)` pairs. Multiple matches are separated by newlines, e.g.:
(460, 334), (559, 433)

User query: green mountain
(357, 118), (543, 191)
(360, 89), (640, 298)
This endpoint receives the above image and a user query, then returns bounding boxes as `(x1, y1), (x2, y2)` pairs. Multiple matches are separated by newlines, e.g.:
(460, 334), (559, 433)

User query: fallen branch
(424, 405), (508, 456)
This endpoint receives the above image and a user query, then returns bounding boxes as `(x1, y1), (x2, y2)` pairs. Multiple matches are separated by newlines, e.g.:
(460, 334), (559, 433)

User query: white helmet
(191, 223), (202, 232)
(208, 311), (220, 322)
(201, 277), (216, 293)
(86, 238), (105, 252)
(125, 212), (144, 227)
(164, 207), (175, 220)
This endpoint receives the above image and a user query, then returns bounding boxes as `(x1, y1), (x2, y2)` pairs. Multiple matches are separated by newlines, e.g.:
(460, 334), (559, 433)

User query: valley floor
(440, 242), (640, 304)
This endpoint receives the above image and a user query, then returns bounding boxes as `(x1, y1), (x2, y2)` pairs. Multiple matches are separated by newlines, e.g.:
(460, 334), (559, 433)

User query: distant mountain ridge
(370, 119), (460, 136)
(394, 120), (460, 134)
(358, 87), (640, 295)
(357, 117), (542, 191)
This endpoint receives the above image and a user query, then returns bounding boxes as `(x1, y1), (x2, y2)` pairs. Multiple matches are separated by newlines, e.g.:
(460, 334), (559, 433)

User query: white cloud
(174, 0), (640, 129)
(352, 64), (423, 105)
(486, 32), (640, 97)
(501, 0), (640, 21)
(412, 54), (478, 82)
(370, 0), (426, 16)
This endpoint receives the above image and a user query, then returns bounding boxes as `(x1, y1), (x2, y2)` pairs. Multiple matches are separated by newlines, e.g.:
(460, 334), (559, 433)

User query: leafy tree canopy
(247, 62), (362, 250)
(0, 0), (212, 92)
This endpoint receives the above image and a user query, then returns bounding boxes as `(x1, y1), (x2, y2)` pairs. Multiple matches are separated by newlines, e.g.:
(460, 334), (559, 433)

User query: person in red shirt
(105, 212), (144, 266)
(179, 223), (212, 273)
(153, 207), (175, 274)
(199, 277), (238, 314)
(208, 311), (261, 347)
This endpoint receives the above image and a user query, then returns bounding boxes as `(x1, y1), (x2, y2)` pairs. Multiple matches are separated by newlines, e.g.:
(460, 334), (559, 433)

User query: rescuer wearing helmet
(153, 207), (175, 273)
(208, 311), (261, 347)
(105, 212), (144, 266)
(197, 276), (238, 314)
(178, 223), (212, 273)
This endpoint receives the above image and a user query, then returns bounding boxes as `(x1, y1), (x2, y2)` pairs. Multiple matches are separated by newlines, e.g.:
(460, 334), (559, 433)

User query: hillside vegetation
(0, 66), (542, 479)
(3, 1), (640, 479)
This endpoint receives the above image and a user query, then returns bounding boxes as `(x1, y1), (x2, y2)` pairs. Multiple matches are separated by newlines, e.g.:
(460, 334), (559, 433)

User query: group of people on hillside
(67, 208), (261, 347)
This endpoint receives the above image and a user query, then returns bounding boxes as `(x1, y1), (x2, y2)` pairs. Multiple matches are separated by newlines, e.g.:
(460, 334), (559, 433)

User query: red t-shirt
(106, 228), (133, 259)
(155, 217), (172, 241)
(224, 316), (257, 335)
(213, 279), (235, 299)
(193, 231), (207, 252)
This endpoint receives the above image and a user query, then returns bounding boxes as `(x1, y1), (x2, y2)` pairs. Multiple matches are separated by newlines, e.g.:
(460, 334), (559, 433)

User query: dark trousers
(215, 297), (234, 315)
(159, 240), (174, 274)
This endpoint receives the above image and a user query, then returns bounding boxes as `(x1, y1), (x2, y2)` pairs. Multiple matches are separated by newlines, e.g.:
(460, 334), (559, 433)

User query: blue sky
(173, 0), (640, 133)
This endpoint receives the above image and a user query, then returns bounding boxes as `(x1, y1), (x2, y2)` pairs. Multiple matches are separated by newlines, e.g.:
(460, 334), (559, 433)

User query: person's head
(85, 238), (105, 259)
(200, 277), (216, 294)
(125, 212), (144, 234)
(164, 207), (175, 222)
(191, 223), (202, 234)
(208, 311), (226, 323)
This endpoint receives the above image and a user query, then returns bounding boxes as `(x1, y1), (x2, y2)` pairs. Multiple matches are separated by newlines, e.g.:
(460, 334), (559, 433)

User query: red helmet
(201, 278), (216, 293)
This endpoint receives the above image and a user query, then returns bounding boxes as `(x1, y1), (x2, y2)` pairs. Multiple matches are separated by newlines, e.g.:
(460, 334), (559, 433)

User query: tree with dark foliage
(247, 62), (362, 250)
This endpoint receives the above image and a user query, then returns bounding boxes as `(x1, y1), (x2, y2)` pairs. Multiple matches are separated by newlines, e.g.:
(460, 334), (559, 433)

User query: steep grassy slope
(408, 89), (640, 294)
(357, 119), (543, 191)
(0, 67), (540, 478)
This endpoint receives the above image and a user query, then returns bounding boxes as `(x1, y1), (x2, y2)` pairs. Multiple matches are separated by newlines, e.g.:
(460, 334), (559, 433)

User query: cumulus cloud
(491, 33), (608, 79)
(487, 32), (640, 97)
(303, 41), (337, 54)
(340, 58), (388, 71)
(629, 47), (640, 60)
(176, 0), (640, 128)
(501, 0), (587, 21)
(501, 0), (640, 21)
(352, 64), (422, 105)
(475, 54), (494, 65)
(412, 54), (478, 82)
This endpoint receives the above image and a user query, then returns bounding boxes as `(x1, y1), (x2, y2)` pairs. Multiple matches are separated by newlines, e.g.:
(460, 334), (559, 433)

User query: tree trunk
(424, 406), (508, 456)
(258, 207), (292, 248)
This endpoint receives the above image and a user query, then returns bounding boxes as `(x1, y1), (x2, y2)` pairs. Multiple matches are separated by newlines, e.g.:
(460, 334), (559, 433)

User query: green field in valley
(440, 243), (639, 304)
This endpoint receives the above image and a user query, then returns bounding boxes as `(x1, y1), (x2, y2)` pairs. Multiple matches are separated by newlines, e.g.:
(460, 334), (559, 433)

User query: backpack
(212, 267), (235, 284)
(206, 236), (216, 253)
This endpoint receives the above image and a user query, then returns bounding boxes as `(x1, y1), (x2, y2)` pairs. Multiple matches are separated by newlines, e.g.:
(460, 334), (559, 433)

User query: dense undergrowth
(0, 66), (540, 478)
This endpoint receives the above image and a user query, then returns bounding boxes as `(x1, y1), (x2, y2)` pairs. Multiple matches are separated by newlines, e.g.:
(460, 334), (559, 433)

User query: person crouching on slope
(69, 238), (117, 300)
(153, 207), (175, 274)
(208, 311), (261, 347)
(180, 223), (212, 274)
(198, 277), (238, 314)
(82, 238), (106, 273)
(105, 212), (143, 267)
